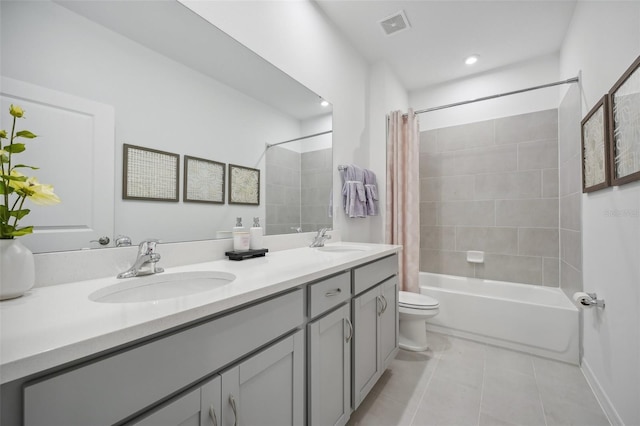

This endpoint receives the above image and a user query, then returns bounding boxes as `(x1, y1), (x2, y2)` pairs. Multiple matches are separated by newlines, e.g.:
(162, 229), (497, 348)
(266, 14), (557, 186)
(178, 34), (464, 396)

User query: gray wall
(266, 146), (301, 235)
(301, 148), (333, 232)
(558, 85), (583, 297)
(419, 109), (560, 286)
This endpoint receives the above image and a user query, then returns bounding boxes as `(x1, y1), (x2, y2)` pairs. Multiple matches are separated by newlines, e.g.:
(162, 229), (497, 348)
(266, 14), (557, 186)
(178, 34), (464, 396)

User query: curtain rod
(266, 130), (333, 148)
(405, 76), (580, 117)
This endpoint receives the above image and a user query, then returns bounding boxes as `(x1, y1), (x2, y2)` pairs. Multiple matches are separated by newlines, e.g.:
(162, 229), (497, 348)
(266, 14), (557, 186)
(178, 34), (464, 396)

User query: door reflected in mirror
(0, 0), (332, 252)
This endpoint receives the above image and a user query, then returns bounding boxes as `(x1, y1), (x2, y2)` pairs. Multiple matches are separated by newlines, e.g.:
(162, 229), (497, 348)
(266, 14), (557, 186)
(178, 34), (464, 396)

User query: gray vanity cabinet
(307, 271), (352, 426)
(352, 255), (399, 409)
(132, 376), (221, 426)
(308, 304), (352, 426)
(220, 330), (304, 426)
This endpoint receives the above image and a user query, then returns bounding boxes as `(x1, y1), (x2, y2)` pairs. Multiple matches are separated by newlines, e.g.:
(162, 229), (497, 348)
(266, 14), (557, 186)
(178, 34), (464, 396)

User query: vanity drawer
(308, 271), (351, 318)
(353, 254), (398, 296)
(24, 289), (304, 426)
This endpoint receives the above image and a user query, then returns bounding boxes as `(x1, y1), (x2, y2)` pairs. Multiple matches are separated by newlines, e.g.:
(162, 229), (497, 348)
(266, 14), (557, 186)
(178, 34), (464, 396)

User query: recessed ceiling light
(320, 100), (329, 107)
(465, 55), (479, 65)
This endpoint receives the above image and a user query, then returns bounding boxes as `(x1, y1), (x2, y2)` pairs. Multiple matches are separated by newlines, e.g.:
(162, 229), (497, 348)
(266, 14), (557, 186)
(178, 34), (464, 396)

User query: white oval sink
(89, 271), (236, 303)
(316, 245), (370, 253)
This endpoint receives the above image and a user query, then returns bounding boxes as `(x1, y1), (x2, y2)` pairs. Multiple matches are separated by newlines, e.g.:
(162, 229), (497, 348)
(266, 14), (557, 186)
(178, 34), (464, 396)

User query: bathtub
(420, 272), (580, 364)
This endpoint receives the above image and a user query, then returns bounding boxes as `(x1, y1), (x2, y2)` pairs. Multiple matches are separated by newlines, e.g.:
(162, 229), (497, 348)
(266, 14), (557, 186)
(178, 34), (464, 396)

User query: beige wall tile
(560, 260), (583, 297)
(496, 199), (559, 227)
(421, 226), (456, 250)
(420, 129), (439, 154)
(495, 109), (558, 145)
(420, 202), (439, 226)
(439, 200), (495, 226)
(518, 139), (558, 170)
(455, 145), (518, 175)
(559, 153), (582, 197)
(420, 249), (475, 277)
(519, 228), (559, 257)
(560, 193), (581, 231)
(543, 258), (560, 287)
(475, 254), (543, 285)
(543, 169), (559, 198)
(560, 229), (582, 270)
(456, 226), (518, 254)
(475, 171), (541, 200)
(437, 119), (494, 152)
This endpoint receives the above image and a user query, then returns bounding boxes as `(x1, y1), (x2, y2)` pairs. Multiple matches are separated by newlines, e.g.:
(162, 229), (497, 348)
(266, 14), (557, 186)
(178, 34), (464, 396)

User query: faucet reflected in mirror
(117, 240), (164, 279)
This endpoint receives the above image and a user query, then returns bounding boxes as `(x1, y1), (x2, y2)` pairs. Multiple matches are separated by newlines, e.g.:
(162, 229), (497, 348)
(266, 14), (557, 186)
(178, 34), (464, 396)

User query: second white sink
(316, 245), (370, 253)
(89, 271), (236, 303)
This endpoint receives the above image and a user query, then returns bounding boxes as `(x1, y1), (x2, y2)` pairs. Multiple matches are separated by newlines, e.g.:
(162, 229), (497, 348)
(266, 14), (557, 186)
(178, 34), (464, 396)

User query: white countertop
(0, 242), (400, 384)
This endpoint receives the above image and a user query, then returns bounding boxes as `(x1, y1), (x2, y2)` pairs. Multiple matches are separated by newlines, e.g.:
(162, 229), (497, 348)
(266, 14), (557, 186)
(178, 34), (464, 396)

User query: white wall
(410, 53), (561, 130)
(560, 2), (640, 425)
(368, 61), (409, 243)
(1, 1), (304, 246)
(179, 0), (388, 243)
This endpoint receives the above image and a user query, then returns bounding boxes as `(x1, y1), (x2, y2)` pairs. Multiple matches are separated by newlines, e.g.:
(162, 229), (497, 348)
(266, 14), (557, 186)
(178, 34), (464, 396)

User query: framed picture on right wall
(608, 55), (640, 186)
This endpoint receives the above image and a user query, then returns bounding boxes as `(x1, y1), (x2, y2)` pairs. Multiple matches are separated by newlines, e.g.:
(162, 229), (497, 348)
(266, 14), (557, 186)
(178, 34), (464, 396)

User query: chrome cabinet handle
(209, 405), (218, 426)
(325, 288), (342, 297)
(381, 294), (388, 314)
(345, 317), (353, 343)
(376, 295), (383, 316)
(229, 394), (238, 426)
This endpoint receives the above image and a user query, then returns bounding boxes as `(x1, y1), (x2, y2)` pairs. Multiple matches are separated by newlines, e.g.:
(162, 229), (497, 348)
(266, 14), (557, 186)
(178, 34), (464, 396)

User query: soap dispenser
(233, 217), (244, 232)
(232, 217), (250, 251)
(250, 217), (263, 250)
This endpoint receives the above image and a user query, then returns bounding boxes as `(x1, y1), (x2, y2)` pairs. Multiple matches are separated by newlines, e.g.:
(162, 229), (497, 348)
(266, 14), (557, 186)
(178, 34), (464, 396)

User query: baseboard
(581, 358), (623, 426)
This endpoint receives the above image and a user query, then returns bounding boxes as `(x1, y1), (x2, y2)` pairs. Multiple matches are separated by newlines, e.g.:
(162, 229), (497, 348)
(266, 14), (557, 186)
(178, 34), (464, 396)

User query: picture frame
(608, 55), (640, 186)
(183, 156), (225, 204)
(581, 95), (610, 193)
(228, 164), (260, 205)
(123, 144), (179, 202)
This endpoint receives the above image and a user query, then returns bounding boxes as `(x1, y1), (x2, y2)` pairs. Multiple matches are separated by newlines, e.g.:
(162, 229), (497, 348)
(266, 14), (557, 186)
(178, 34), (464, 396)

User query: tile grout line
(476, 345), (487, 426)
(531, 358), (550, 426)
(408, 342), (444, 426)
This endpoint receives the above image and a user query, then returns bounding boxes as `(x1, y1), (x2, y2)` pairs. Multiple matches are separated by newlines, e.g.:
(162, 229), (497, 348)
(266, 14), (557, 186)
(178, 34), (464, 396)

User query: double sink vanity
(0, 241), (400, 426)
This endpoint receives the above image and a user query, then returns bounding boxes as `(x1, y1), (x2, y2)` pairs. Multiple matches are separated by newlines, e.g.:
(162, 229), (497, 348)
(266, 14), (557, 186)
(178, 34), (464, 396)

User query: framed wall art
(183, 156), (225, 204)
(228, 164), (260, 205)
(608, 55), (640, 186)
(581, 95), (610, 193)
(123, 144), (179, 201)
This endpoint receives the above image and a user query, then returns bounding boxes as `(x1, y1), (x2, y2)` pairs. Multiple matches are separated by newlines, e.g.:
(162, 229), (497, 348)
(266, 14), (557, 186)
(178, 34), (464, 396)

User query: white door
(0, 77), (114, 252)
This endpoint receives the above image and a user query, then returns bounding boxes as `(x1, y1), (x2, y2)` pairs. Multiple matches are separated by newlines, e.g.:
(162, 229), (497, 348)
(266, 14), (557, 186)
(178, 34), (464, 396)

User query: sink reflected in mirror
(89, 271), (236, 304)
(316, 245), (370, 253)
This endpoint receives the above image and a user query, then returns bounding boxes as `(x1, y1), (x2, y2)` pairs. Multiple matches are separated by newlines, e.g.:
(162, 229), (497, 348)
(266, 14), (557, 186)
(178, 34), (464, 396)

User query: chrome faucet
(117, 239), (164, 279)
(310, 228), (332, 248)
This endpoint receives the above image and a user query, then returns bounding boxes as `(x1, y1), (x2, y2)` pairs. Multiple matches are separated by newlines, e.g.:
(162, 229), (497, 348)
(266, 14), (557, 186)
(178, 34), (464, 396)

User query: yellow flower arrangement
(1, 104), (61, 238)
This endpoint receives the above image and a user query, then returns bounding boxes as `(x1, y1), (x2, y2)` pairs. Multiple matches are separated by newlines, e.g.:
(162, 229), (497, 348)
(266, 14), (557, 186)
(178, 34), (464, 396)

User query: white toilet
(398, 291), (439, 352)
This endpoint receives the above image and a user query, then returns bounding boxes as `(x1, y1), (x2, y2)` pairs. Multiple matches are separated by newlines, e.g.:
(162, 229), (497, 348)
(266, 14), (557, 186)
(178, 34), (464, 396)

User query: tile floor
(348, 332), (610, 426)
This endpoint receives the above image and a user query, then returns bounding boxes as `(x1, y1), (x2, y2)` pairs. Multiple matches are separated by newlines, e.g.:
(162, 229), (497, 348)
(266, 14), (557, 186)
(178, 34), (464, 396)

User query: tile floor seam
(477, 352), (486, 426)
(531, 357), (549, 426)
(408, 346), (443, 426)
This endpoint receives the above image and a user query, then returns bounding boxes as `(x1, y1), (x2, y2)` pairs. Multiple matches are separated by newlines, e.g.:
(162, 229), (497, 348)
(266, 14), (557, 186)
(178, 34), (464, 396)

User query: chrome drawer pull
(381, 294), (388, 314)
(376, 295), (383, 316)
(345, 317), (353, 343)
(209, 405), (218, 426)
(229, 394), (238, 426)
(325, 288), (342, 297)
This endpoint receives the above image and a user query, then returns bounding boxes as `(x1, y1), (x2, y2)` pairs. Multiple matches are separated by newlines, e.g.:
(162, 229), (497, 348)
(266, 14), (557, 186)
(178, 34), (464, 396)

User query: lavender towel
(341, 164), (367, 218)
(363, 168), (379, 216)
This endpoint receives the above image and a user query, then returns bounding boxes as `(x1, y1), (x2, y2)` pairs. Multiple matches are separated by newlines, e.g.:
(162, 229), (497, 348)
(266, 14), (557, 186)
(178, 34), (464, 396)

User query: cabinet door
(379, 276), (399, 371)
(132, 376), (220, 426)
(308, 304), (351, 426)
(221, 330), (304, 426)
(352, 287), (380, 408)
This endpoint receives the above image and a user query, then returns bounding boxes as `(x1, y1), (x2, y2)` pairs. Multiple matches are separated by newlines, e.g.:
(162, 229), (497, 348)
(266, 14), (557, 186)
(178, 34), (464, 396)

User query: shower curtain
(386, 109), (420, 293)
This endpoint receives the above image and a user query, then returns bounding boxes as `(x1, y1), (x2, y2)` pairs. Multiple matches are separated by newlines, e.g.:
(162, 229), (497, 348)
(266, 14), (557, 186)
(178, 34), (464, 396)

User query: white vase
(0, 239), (35, 300)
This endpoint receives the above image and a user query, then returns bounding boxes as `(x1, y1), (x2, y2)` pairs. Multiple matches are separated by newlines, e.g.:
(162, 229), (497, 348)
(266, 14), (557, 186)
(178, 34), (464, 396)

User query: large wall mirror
(0, 0), (332, 253)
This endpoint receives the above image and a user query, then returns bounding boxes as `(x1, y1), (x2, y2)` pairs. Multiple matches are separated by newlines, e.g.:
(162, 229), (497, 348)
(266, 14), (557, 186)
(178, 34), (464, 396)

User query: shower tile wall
(419, 109), (559, 286)
(266, 146), (332, 235)
(301, 148), (332, 232)
(265, 146), (301, 235)
(558, 84), (583, 297)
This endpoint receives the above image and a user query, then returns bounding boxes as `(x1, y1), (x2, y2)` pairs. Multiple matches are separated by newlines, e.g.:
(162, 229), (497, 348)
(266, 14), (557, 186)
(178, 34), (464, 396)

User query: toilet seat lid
(399, 291), (439, 308)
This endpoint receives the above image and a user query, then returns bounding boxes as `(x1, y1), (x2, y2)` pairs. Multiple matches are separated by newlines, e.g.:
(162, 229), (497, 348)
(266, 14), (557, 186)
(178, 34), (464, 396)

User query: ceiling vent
(379, 10), (411, 36)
